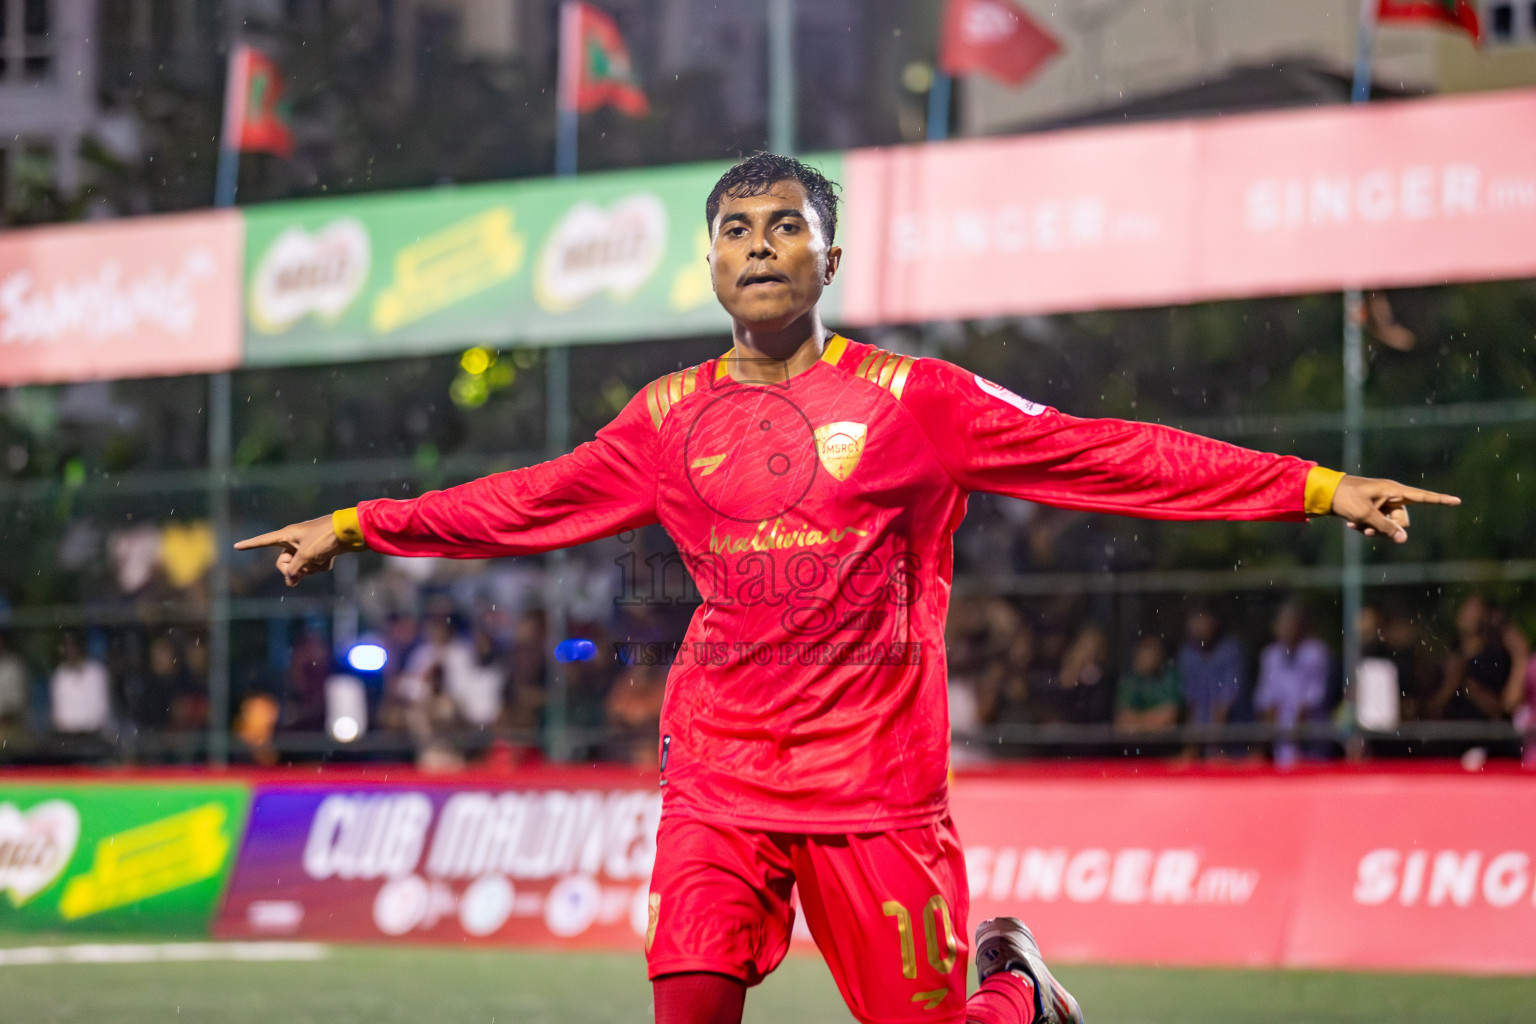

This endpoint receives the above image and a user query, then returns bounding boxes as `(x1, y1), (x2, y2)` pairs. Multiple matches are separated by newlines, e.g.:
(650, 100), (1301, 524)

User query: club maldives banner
(838, 87), (1536, 324)
(0, 782), (248, 933)
(0, 210), (243, 386)
(214, 773), (662, 947)
(203, 768), (1536, 973)
(240, 157), (846, 365)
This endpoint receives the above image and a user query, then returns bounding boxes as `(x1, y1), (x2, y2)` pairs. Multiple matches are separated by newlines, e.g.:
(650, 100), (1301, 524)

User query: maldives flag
(1378, 0), (1481, 42)
(226, 44), (294, 157)
(939, 0), (1061, 86)
(558, 1), (649, 117)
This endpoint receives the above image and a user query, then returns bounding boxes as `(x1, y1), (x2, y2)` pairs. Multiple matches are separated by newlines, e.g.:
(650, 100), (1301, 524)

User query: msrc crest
(814, 422), (867, 482)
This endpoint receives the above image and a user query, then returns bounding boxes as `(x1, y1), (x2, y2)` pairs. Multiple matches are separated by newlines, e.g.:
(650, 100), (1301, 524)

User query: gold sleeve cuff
(332, 507), (367, 551)
(1304, 467), (1346, 517)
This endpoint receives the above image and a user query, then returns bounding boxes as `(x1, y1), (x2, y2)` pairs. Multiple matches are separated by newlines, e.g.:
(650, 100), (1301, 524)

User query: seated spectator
(50, 632), (112, 735)
(1429, 594), (1528, 723)
(1517, 652), (1536, 769)
(1115, 635), (1181, 734)
(503, 609), (547, 735)
(284, 626), (331, 731)
(452, 624), (508, 728)
(0, 632), (28, 732)
(1177, 606), (1244, 731)
(1255, 602), (1331, 766)
(1032, 624), (1113, 726)
(1354, 604), (1401, 732)
(604, 661), (667, 767)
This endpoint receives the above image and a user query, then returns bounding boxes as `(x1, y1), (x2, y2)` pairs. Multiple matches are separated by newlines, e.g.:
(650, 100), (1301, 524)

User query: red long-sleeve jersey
(357, 336), (1316, 831)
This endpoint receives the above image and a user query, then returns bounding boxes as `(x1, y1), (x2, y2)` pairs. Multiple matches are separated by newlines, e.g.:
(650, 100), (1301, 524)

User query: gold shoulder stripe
(888, 356), (915, 400)
(821, 334), (850, 366)
(645, 380), (666, 428)
(646, 366), (702, 430)
(853, 349), (916, 400)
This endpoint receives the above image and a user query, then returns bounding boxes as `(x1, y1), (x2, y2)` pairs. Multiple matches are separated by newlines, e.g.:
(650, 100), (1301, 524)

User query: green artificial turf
(1, 942), (1532, 1024)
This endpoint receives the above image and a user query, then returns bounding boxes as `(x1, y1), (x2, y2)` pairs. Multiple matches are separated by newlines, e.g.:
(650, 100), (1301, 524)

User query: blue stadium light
(554, 638), (597, 663)
(346, 643), (388, 672)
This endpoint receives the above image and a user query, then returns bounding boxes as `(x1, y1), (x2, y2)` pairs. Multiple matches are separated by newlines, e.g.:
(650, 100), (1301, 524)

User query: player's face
(708, 181), (841, 330)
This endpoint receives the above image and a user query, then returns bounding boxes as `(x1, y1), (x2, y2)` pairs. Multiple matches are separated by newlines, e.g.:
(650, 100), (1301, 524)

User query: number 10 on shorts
(882, 896), (959, 979)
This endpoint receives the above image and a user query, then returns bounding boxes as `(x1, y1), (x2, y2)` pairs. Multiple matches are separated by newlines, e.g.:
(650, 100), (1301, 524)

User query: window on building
(1491, 2), (1515, 39)
(0, 0), (54, 82)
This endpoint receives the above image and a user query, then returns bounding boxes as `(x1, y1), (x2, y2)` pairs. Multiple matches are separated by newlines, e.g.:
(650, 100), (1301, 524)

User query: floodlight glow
(331, 715), (361, 742)
(347, 643), (388, 672)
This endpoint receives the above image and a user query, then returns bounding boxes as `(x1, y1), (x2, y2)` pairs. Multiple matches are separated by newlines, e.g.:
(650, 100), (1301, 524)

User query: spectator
(1255, 602), (1331, 766)
(604, 661), (667, 767)
(50, 633), (112, 735)
(1034, 624), (1113, 726)
(1354, 605), (1401, 733)
(1115, 635), (1181, 734)
(0, 633), (28, 732)
(452, 624), (508, 728)
(504, 609), (547, 735)
(1177, 606), (1245, 731)
(284, 626), (331, 731)
(1429, 594), (1528, 723)
(1517, 651), (1536, 769)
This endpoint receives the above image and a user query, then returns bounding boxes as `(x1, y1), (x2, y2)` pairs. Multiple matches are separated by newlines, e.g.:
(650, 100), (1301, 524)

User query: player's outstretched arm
(234, 514), (348, 588)
(1328, 475), (1460, 543)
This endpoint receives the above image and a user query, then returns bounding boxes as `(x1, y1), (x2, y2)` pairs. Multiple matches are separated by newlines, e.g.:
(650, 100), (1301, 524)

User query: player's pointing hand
(234, 515), (346, 587)
(1330, 475), (1460, 543)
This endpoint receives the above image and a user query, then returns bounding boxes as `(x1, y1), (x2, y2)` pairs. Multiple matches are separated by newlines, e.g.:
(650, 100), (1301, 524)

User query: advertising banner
(0, 210), (243, 386)
(214, 774), (662, 947)
(241, 157), (846, 366)
(1284, 774), (1536, 975)
(955, 775), (1307, 968)
(0, 782), (248, 934)
(838, 124), (1199, 325)
(1195, 89), (1536, 298)
(953, 770), (1536, 974)
(208, 767), (1536, 973)
(838, 87), (1536, 325)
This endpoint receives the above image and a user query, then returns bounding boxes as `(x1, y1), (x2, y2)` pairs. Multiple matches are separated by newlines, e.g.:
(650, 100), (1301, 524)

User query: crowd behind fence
(2, 524), (1530, 770)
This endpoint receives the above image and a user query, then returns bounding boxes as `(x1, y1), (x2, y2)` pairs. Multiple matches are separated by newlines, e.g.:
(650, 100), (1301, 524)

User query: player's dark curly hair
(705, 152), (841, 243)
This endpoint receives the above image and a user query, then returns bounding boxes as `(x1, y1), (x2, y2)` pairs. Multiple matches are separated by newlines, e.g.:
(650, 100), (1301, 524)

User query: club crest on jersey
(974, 374), (1046, 416)
(814, 422), (867, 481)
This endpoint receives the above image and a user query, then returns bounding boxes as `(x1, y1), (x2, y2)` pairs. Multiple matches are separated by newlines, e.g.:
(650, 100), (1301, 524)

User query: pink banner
(840, 88), (1536, 323)
(841, 123), (1198, 322)
(0, 210), (243, 386)
(952, 767), (1536, 974)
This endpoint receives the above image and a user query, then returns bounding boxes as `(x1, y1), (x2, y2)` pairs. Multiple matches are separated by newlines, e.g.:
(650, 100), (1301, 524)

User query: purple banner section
(214, 775), (661, 947)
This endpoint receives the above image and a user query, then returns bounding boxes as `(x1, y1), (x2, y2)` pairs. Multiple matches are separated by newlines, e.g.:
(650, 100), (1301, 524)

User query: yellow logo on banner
(371, 208), (525, 333)
(813, 422), (867, 481)
(669, 227), (713, 312)
(57, 803), (230, 920)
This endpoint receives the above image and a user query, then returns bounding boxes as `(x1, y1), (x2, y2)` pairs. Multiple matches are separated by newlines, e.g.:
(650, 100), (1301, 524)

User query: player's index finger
(1397, 486), (1461, 506)
(233, 530), (287, 550)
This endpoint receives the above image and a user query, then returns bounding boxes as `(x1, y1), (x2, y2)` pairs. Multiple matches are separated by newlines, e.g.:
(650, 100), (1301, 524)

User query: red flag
(225, 44), (294, 157)
(1377, 0), (1481, 42)
(939, 0), (1061, 86)
(558, 2), (649, 117)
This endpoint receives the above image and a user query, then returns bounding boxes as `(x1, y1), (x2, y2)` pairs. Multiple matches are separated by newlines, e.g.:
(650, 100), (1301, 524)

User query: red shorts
(646, 815), (971, 1024)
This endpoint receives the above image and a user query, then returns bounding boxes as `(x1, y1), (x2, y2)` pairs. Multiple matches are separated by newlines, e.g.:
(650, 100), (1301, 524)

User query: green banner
(241, 155), (847, 365)
(0, 783), (248, 934)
